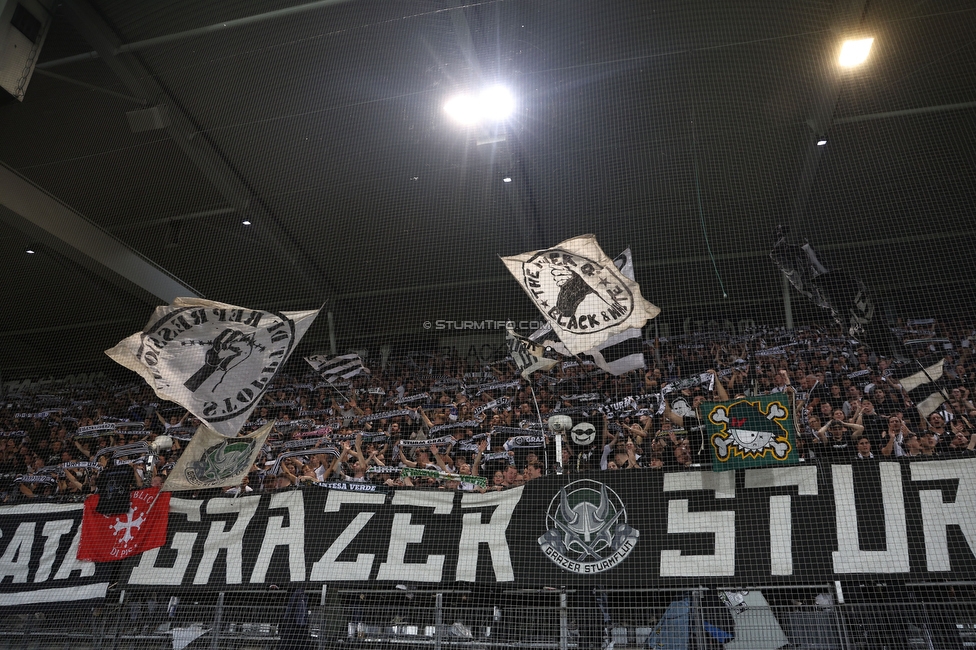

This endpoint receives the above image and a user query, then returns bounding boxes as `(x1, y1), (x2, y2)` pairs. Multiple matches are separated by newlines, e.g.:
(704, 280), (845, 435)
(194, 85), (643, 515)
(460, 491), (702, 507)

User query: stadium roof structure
(0, 0), (975, 376)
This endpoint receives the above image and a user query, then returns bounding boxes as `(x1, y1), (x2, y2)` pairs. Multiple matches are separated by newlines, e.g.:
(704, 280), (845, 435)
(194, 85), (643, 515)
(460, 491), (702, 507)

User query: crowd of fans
(1, 319), (975, 502)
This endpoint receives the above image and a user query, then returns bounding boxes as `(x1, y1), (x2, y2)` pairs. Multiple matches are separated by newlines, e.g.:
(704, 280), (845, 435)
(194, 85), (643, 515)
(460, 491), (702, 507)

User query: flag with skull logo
(703, 396), (798, 471)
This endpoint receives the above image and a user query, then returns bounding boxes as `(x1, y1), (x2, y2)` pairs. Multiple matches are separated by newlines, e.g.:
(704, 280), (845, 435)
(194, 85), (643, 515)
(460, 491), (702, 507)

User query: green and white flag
(704, 396), (798, 471)
(162, 422), (273, 491)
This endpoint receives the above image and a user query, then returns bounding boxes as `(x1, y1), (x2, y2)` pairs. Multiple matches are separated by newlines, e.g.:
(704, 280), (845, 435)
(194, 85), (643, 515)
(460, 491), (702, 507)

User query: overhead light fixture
(242, 220), (251, 226)
(817, 139), (827, 146)
(503, 177), (512, 183)
(444, 85), (515, 125)
(25, 248), (34, 254)
(839, 38), (874, 67)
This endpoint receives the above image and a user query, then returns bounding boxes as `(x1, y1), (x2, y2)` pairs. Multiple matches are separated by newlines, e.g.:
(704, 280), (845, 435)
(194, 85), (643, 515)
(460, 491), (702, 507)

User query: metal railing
(1, 586), (976, 649)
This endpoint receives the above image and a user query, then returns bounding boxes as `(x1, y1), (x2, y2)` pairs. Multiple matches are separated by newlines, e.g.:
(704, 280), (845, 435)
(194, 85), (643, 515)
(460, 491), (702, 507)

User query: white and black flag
(506, 328), (558, 379)
(502, 235), (659, 357)
(895, 360), (948, 419)
(528, 247), (649, 375)
(105, 298), (319, 437)
(305, 353), (370, 380)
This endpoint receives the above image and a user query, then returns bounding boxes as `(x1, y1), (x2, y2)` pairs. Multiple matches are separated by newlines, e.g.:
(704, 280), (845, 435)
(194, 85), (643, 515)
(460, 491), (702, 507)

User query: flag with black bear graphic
(106, 298), (318, 436)
(502, 235), (659, 356)
(526, 247), (650, 374)
(703, 396), (797, 471)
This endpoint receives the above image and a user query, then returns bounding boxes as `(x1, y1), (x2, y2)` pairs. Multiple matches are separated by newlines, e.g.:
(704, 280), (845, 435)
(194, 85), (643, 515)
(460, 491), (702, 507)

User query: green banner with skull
(703, 395), (799, 471)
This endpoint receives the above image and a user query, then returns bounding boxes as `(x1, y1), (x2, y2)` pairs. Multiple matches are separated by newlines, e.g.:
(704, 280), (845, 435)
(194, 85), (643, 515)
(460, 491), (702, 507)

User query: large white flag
(106, 298), (318, 436)
(162, 421), (273, 492)
(516, 235), (661, 360)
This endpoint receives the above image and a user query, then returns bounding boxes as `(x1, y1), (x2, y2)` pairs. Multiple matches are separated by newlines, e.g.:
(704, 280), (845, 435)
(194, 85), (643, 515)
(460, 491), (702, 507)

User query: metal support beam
(32, 68), (146, 104)
(60, 0), (338, 302)
(0, 161), (199, 302)
(834, 101), (976, 124)
(107, 207), (236, 233)
(38, 0), (354, 69)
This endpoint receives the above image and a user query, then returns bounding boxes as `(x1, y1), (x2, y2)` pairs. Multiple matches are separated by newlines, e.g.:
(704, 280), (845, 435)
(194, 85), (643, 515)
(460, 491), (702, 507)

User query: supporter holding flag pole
(501, 235), (659, 356)
(106, 298), (319, 437)
(506, 326), (556, 469)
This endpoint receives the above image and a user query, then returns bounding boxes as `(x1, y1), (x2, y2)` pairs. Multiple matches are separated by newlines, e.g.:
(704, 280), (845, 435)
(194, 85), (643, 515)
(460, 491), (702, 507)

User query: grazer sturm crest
(707, 398), (793, 463)
(538, 479), (639, 574)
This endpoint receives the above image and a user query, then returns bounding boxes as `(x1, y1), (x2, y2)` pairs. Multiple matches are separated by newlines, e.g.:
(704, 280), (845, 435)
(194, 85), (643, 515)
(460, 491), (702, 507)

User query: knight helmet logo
(707, 399), (792, 461)
(538, 479), (639, 574)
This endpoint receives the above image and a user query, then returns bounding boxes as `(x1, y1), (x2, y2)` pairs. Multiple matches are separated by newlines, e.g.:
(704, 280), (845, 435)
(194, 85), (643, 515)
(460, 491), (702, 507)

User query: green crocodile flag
(703, 395), (798, 471)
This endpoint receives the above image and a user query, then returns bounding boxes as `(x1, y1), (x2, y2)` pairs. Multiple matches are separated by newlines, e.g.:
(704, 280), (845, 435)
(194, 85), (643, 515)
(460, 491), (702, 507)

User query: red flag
(78, 487), (171, 562)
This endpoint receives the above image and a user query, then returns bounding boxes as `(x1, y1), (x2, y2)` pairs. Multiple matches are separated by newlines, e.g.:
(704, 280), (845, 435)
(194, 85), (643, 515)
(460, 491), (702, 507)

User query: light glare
(480, 86), (515, 121)
(443, 95), (480, 125)
(839, 38), (873, 67)
(444, 85), (515, 125)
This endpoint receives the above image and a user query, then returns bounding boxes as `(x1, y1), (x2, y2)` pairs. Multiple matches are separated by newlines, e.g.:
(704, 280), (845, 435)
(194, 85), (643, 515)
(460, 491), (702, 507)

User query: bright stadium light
(479, 86), (515, 121)
(444, 85), (515, 125)
(839, 38), (874, 67)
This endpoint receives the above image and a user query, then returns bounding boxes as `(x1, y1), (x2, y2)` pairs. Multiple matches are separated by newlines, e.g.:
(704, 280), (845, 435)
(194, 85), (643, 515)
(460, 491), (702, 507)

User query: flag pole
(320, 374), (350, 404)
(528, 383), (553, 473)
(912, 359), (952, 415)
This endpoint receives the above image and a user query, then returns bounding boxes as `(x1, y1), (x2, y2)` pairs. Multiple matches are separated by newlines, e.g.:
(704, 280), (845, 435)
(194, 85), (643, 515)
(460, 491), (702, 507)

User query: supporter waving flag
(105, 298), (319, 436)
(78, 487), (171, 562)
(506, 327), (558, 378)
(524, 246), (651, 374)
(305, 352), (370, 379)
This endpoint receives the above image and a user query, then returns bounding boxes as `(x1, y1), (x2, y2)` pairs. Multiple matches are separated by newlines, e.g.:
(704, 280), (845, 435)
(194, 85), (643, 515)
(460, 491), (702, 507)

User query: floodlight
(839, 38), (873, 67)
(479, 86), (515, 121)
(444, 94), (481, 125)
(503, 177), (512, 183)
(444, 85), (515, 125)
(242, 220), (252, 226)
(817, 139), (827, 146)
(25, 249), (34, 254)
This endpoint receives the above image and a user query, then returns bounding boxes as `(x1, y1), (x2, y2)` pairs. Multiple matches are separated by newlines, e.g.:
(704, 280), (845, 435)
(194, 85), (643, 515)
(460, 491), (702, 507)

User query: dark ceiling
(1, 0), (975, 378)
